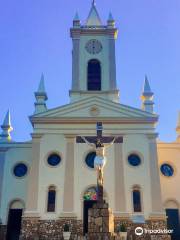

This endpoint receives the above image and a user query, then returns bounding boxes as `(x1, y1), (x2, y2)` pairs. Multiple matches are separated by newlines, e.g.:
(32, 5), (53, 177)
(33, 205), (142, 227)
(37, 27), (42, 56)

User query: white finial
(74, 12), (80, 21)
(34, 74), (48, 114)
(108, 12), (114, 21)
(92, 0), (96, 6)
(73, 12), (80, 27)
(107, 12), (115, 27)
(0, 110), (13, 142)
(141, 75), (154, 113)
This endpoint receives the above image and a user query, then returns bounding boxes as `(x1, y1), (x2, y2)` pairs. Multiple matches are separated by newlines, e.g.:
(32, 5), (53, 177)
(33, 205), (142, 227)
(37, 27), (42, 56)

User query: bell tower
(70, 1), (119, 103)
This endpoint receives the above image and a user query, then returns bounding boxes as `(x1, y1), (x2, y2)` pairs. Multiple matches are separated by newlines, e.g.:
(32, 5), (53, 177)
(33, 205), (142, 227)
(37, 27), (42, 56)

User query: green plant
(120, 224), (127, 232)
(63, 223), (70, 232)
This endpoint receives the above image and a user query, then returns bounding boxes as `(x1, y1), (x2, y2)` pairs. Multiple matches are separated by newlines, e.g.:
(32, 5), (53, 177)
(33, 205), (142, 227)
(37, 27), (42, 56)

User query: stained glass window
(13, 163), (28, 178)
(84, 187), (97, 201)
(133, 189), (142, 212)
(85, 152), (96, 168)
(47, 187), (56, 212)
(47, 154), (61, 167)
(161, 164), (174, 177)
(128, 154), (141, 167)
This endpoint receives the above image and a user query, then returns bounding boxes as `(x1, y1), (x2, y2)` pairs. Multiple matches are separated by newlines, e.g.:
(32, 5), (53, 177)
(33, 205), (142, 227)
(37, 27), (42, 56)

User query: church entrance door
(6, 209), (23, 240)
(83, 200), (97, 235)
(166, 209), (180, 240)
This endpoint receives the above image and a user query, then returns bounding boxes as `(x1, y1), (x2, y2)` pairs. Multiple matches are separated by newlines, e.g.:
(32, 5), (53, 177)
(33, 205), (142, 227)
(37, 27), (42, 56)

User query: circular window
(128, 154), (141, 167)
(160, 163), (174, 177)
(85, 152), (96, 168)
(47, 154), (61, 167)
(13, 163), (28, 178)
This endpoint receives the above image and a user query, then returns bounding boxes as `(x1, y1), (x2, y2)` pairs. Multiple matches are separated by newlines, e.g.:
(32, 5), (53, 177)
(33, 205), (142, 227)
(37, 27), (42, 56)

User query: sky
(0, 0), (180, 142)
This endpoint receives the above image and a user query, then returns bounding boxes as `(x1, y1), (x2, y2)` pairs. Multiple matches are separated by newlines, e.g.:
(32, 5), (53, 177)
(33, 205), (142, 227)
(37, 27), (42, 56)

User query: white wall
(0, 146), (32, 224)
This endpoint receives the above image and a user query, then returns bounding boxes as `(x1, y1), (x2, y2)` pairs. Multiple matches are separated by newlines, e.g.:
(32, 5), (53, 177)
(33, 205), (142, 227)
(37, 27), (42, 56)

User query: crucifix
(76, 122), (123, 203)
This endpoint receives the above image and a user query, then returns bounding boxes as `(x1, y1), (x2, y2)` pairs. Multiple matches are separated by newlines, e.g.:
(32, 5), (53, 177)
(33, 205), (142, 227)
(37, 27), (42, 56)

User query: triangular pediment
(30, 96), (158, 124)
(86, 3), (102, 26)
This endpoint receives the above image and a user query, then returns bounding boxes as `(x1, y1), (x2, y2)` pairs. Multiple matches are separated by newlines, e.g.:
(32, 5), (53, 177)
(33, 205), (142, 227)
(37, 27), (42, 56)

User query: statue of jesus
(82, 136), (115, 202)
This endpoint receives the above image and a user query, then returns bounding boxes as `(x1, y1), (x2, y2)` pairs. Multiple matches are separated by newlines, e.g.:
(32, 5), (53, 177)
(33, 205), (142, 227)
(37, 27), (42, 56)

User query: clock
(85, 39), (102, 54)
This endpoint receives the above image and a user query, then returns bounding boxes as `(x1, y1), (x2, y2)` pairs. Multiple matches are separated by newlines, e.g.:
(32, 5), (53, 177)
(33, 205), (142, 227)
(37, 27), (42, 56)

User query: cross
(76, 122), (123, 144)
(76, 122), (123, 203)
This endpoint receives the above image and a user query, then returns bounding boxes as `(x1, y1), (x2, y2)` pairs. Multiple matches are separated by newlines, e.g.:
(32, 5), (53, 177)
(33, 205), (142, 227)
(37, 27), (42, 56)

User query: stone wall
(114, 218), (171, 240)
(20, 218), (83, 240)
(20, 217), (171, 240)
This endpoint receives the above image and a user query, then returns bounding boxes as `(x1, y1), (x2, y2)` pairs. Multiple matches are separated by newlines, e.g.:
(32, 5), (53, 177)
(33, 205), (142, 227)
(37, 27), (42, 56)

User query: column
(61, 135), (76, 217)
(24, 134), (41, 217)
(114, 143), (127, 214)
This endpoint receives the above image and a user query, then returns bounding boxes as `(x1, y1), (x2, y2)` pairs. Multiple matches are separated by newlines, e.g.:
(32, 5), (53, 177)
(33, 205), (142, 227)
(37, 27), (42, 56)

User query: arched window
(133, 187), (142, 212)
(87, 59), (101, 91)
(47, 186), (56, 212)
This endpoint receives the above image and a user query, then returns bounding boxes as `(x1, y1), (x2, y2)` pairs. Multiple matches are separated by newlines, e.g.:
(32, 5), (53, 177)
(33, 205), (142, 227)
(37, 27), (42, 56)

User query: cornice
(30, 117), (158, 125)
(70, 27), (118, 38)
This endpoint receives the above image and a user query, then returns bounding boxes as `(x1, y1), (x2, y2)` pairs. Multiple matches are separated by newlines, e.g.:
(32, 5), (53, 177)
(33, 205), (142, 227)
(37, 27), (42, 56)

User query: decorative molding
(59, 212), (77, 219)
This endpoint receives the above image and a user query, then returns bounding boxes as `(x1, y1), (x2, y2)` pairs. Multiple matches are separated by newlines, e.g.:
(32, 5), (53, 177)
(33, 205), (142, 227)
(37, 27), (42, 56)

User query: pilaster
(72, 37), (80, 91)
(109, 36), (117, 90)
(0, 148), (8, 221)
(114, 143), (127, 215)
(148, 134), (164, 214)
(23, 134), (41, 218)
(61, 135), (76, 216)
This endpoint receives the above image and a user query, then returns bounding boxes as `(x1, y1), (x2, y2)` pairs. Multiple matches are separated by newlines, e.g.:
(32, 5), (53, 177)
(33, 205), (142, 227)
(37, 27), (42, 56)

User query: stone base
(0, 225), (7, 240)
(87, 232), (116, 240)
(88, 201), (114, 234)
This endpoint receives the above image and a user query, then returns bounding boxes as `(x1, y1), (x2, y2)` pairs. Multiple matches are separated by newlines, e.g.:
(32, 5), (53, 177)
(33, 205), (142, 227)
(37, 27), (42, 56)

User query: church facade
(0, 2), (180, 240)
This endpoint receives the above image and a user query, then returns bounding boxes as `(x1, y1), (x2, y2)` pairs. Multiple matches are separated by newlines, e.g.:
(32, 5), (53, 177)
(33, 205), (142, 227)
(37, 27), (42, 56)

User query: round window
(128, 154), (141, 167)
(160, 163), (174, 177)
(85, 152), (96, 168)
(13, 163), (28, 178)
(47, 154), (61, 167)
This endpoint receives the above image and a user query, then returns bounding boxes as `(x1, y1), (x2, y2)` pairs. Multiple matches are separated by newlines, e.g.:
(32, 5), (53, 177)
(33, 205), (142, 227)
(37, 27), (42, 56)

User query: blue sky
(0, 0), (180, 142)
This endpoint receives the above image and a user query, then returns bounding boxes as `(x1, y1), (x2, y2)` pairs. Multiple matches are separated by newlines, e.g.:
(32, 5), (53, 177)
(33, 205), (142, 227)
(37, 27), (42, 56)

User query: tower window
(87, 59), (101, 91)
(47, 186), (56, 212)
(133, 188), (142, 212)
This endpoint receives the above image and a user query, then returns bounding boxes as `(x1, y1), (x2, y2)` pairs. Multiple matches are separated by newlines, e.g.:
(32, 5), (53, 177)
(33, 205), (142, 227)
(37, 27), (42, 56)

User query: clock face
(85, 39), (102, 54)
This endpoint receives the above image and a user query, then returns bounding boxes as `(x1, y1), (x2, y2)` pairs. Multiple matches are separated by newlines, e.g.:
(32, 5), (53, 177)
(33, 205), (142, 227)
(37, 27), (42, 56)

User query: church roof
(30, 96), (158, 125)
(86, 1), (102, 26)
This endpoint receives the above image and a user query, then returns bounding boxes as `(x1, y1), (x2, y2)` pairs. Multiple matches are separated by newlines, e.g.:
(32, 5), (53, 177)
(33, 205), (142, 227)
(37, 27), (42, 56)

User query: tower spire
(86, 0), (102, 26)
(73, 12), (80, 27)
(107, 12), (115, 28)
(0, 110), (13, 142)
(141, 75), (154, 113)
(34, 73), (48, 114)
